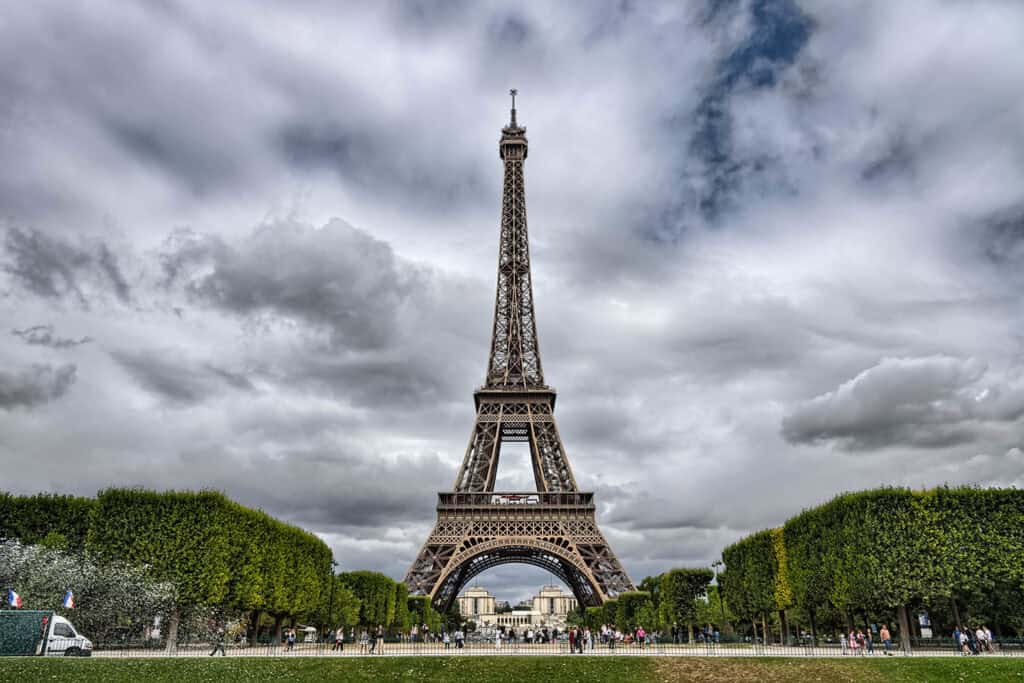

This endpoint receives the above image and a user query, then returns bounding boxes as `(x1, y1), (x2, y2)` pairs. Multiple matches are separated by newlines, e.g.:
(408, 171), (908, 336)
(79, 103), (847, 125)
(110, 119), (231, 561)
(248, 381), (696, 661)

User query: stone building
(457, 584), (577, 630)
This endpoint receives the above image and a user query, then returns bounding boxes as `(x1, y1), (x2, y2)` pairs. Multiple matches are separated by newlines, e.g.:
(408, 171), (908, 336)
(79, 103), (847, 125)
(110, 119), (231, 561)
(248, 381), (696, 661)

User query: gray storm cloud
(0, 364), (78, 410)
(782, 356), (1024, 450)
(1, 1), (1024, 600)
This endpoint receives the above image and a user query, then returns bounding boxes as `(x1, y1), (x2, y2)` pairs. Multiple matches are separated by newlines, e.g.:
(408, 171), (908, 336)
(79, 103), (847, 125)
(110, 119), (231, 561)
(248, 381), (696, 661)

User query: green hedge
(0, 492), (94, 548)
(720, 486), (1024, 639)
(1, 489), (334, 636)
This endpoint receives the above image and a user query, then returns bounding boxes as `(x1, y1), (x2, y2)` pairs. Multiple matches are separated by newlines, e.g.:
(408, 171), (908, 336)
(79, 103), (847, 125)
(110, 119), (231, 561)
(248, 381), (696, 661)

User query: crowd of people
(954, 625), (995, 655)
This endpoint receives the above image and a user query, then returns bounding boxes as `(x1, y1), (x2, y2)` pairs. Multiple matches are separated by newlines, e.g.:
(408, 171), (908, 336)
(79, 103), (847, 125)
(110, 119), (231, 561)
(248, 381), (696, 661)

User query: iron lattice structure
(406, 94), (634, 611)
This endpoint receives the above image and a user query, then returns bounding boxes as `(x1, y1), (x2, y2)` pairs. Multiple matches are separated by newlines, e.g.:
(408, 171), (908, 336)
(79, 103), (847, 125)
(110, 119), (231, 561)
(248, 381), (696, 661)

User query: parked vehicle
(0, 610), (93, 656)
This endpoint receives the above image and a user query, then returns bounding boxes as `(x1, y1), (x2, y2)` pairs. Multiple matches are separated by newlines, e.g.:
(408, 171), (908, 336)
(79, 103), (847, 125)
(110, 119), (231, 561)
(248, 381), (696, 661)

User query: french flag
(7, 589), (22, 608)
(62, 590), (74, 609)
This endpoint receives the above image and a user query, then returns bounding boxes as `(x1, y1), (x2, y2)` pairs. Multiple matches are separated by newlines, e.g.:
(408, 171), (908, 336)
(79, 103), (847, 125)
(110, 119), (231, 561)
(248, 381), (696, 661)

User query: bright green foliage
(723, 486), (1024, 636)
(407, 594), (448, 634)
(339, 571), (399, 629)
(722, 529), (779, 621)
(82, 489), (331, 623)
(0, 492), (94, 548)
(321, 576), (361, 629)
(393, 583), (410, 632)
(693, 584), (736, 628)
(601, 598), (618, 628)
(614, 590), (653, 631)
(770, 528), (792, 610)
(658, 568), (714, 631)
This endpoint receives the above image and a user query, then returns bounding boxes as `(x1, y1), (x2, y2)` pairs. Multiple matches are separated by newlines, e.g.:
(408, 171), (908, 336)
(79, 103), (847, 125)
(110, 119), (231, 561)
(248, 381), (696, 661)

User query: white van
(46, 615), (93, 656)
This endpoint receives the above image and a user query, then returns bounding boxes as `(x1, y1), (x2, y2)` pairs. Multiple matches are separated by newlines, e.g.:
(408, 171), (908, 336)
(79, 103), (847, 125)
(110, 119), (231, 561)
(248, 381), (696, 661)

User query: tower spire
(510, 88), (518, 127)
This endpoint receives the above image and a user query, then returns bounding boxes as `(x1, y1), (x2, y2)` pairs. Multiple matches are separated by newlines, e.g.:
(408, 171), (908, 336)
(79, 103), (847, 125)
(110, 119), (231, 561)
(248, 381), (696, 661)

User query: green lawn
(0, 656), (1020, 682)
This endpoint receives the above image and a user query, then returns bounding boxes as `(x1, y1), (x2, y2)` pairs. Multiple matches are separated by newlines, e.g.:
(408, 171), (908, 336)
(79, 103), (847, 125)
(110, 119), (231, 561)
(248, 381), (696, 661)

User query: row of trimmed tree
(720, 486), (1024, 649)
(0, 490), (464, 646)
(573, 568), (719, 639)
(1, 489), (333, 646)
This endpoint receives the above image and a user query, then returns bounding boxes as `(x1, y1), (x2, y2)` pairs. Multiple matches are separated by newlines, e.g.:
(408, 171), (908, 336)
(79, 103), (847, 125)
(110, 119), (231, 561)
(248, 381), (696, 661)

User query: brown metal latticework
(405, 93), (634, 610)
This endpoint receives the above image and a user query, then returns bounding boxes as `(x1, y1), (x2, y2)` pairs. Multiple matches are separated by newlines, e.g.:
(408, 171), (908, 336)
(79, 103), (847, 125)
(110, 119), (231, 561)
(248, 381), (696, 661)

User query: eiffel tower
(405, 91), (634, 611)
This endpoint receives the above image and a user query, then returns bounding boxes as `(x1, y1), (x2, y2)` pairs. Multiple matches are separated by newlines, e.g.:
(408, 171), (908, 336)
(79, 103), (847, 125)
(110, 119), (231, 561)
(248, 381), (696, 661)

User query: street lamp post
(326, 560), (338, 641)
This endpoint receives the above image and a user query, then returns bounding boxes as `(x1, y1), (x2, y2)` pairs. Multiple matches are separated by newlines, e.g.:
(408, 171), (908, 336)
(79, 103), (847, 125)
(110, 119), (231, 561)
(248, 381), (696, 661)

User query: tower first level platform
(406, 492), (633, 613)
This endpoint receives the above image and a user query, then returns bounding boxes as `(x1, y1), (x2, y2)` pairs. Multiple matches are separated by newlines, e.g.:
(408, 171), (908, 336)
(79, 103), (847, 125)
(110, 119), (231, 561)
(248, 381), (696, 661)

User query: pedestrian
(333, 625), (345, 652)
(975, 626), (988, 654)
(568, 626), (577, 653)
(879, 624), (892, 655)
(455, 628), (465, 649)
(375, 624), (385, 654)
(495, 628), (502, 651)
(865, 629), (873, 654)
(209, 625), (226, 656)
(286, 627), (296, 652)
(443, 631), (450, 650)
(984, 625), (994, 653)
(359, 629), (369, 655)
(636, 625), (646, 650)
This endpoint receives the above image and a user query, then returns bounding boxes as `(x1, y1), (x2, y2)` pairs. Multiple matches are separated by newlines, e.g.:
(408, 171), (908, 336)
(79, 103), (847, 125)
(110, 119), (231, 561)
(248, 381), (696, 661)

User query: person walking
(879, 624), (892, 655)
(455, 628), (465, 650)
(285, 627), (296, 652)
(375, 624), (385, 655)
(495, 628), (503, 651)
(443, 630), (450, 650)
(636, 626), (646, 650)
(975, 626), (988, 654)
(209, 625), (226, 656)
(333, 625), (345, 652)
(359, 629), (369, 655)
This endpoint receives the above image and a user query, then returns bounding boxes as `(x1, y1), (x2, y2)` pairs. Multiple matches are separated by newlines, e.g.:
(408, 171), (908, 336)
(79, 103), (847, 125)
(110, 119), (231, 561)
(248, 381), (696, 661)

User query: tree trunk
(762, 613), (769, 645)
(952, 598), (962, 628)
(247, 610), (261, 648)
(897, 604), (912, 654)
(164, 606), (180, 654)
(779, 609), (788, 646)
(687, 622), (694, 644)
(845, 612), (854, 633)
(752, 618), (758, 644)
(809, 607), (818, 646)
(273, 614), (285, 646)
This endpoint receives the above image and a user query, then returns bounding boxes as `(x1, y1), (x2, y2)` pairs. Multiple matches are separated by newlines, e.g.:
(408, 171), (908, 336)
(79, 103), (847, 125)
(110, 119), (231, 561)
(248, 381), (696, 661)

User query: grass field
(0, 656), (1021, 682)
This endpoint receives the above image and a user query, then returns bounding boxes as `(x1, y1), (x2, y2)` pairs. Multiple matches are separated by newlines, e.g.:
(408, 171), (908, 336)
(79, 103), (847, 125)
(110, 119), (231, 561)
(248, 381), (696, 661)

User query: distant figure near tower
(405, 92), (634, 611)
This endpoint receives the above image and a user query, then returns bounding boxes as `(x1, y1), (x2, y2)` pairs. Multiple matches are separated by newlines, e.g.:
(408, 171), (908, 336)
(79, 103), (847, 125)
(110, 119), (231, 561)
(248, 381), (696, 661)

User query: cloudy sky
(2, 0), (1024, 603)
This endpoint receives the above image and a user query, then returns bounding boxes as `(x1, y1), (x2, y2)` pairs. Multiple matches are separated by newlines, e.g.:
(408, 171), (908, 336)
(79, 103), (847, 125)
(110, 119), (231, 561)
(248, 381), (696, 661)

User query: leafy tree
(614, 591), (653, 632)
(339, 571), (398, 629)
(0, 539), (174, 643)
(659, 568), (713, 642)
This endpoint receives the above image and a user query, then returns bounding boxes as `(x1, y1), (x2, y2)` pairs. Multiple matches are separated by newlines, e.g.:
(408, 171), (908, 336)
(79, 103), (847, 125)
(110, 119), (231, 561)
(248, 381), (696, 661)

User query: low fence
(85, 633), (1024, 658)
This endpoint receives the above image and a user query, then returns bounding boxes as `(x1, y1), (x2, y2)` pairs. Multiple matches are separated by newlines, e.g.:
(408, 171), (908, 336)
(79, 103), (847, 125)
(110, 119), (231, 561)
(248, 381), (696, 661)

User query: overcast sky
(2, 0), (1024, 604)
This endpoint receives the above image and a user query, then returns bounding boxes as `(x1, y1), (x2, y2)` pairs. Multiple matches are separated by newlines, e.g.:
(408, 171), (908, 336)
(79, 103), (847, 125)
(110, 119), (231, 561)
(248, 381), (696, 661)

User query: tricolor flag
(62, 590), (75, 609)
(7, 589), (22, 608)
